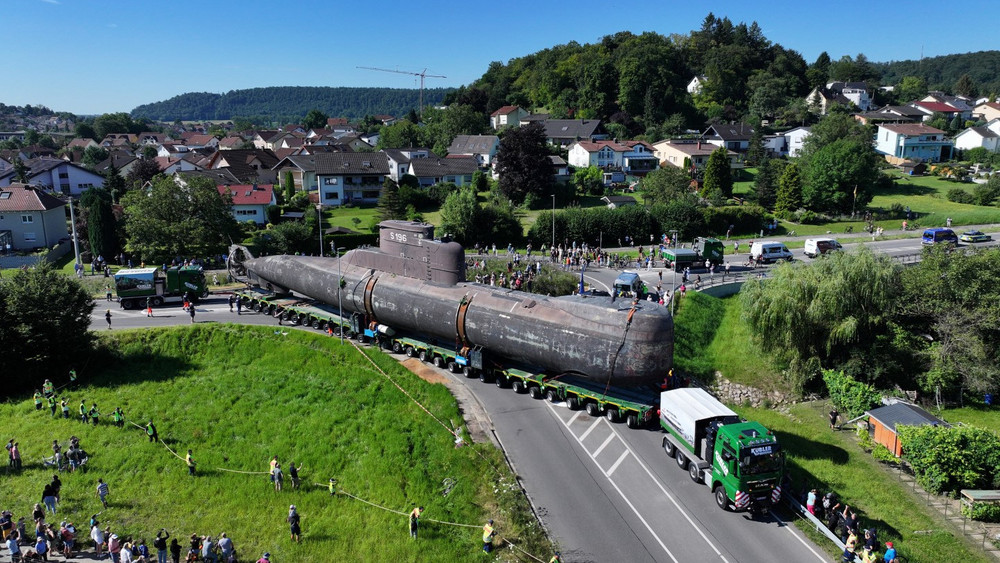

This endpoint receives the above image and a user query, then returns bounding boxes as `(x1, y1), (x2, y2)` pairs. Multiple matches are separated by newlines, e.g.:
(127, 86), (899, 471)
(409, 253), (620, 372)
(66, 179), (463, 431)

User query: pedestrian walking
(409, 506), (423, 539)
(186, 450), (196, 476)
(272, 463), (283, 491)
(105, 309), (113, 329)
(228, 294), (235, 312)
(48, 395), (57, 416)
(288, 462), (301, 489)
(106, 285), (113, 302)
(169, 538), (181, 563)
(79, 400), (88, 423)
(11, 442), (21, 471)
(482, 519), (496, 553)
(189, 305), (196, 324)
(146, 296), (153, 318)
(236, 299), (242, 315)
(146, 421), (158, 443)
(829, 409), (839, 430)
(60, 398), (69, 419)
(328, 478), (337, 496)
(97, 478), (109, 508)
(34, 390), (44, 410)
(287, 505), (301, 543)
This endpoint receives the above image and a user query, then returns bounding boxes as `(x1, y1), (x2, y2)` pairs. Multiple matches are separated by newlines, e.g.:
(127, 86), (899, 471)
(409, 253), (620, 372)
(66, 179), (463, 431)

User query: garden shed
(865, 402), (949, 457)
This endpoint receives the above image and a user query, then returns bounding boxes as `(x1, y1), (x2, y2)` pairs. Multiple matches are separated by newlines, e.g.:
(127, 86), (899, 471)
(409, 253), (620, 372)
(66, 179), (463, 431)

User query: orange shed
(865, 403), (949, 458)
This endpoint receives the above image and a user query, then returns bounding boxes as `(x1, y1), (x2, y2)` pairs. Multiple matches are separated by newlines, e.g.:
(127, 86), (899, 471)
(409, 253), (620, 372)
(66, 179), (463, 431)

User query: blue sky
(7, 0), (999, 115)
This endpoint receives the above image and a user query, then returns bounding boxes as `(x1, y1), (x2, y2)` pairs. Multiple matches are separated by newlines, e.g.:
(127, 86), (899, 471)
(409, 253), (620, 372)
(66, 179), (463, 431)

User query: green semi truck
(659, 387), (784, 515)
(115, 266), (208, 310)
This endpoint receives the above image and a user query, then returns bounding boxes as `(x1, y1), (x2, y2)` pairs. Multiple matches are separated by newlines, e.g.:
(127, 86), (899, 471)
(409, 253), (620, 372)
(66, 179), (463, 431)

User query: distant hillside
(876, 50), (1000, 96)
(130, 86), (454, 122)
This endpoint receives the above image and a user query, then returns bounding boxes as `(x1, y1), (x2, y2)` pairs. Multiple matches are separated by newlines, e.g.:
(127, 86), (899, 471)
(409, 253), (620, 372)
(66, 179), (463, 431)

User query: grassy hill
(1, 325), (547, 561)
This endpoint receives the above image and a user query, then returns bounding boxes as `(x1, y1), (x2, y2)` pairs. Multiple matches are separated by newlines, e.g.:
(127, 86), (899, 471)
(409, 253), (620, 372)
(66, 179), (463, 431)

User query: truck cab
(693, 237), (725, 265)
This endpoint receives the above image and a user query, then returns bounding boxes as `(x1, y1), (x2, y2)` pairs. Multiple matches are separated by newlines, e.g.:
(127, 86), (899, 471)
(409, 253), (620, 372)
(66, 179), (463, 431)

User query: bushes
(822, 369), (882, 419)
(961, 501), (1000, 523)
(897, 425), (1000, 495)
(947, 187), (975, 204)
(701, 205), (766, 235)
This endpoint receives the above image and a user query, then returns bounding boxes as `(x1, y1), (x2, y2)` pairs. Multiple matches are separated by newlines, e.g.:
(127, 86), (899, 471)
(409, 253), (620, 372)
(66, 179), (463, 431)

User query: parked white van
(750, 241), (793, 263)
(803, 238), (843, 258)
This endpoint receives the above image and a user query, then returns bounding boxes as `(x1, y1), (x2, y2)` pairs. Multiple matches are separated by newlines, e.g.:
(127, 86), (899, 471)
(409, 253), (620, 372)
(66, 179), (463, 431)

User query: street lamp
(316, 203), (324, 257)
(336, 246), (346, 344)
(669, 229), (679, 316)
(551, 194), (556, 252)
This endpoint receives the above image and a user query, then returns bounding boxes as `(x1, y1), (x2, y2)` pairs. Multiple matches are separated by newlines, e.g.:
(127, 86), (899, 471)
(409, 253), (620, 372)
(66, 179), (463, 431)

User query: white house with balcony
(875, 123), (954, 162)
(314, 153), (389, 207)
(567, 140), (658, 175)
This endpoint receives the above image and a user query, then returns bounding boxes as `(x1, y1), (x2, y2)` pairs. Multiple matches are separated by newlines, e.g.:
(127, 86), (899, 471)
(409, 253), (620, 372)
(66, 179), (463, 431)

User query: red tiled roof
(0, 183), (66, 212)
(218, 184), (274, 206)
(879, 123), (945, 136)
(327, 117), (349, 127)
(490, 105), (520, 117)
(574, 140), (654, 153)
(914, 102), (961, 113)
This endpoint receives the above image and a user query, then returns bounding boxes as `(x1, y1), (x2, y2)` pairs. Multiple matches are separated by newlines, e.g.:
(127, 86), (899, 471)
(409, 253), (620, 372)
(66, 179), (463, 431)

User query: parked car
(750, 242), (793, 263)
(803, 238), (843, 258)
(958, 230), (992, 243)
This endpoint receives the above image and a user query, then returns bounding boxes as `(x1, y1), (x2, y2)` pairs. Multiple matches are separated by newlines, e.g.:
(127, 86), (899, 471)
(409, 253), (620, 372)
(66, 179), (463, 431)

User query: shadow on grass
(880, 181), (938, 197)
(82, 348), (196, 390)
(776, 431), (850, 465)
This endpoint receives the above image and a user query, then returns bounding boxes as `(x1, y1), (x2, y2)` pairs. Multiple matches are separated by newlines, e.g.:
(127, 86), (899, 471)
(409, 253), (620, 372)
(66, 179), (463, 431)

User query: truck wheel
(316, 320), (326, 331)
(714, 486), (730, 511)
(626, 413), (640, 429)
(528, 386), (542, 399)
(585, 402), (601, 417)
(478, 370), (491, 383)
(675, 452), (689, 470)
(689, 462), (702, 483)
(545, 389), (559, 403)
(433, 356), (444, 368)
(494, 374), (508, 388)
(121, 299), (134, 310)
(392, 341), (403, 354)
(405, 346), (415, 358)
(662, 439), (676, 457)
(152, 297), (163, 307)
(567, 396), (581, 410)
(511, 380), (526, 394)
(446, 361), (456, 372)
(605, 408), (621, 423)
(463, 366), (476, 378)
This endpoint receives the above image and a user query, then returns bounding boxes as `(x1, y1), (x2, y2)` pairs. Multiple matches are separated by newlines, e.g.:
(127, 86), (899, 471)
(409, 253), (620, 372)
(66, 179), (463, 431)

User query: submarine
(230, 220), (673, 385)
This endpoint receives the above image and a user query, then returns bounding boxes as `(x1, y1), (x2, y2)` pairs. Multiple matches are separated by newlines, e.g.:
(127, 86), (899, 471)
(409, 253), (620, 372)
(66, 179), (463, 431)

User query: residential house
(175, 169), (242, 187)
(251, 130), (279, 149)
(686, 76), (707, 95)
(447, 135), (499, 167)
(219, 184), (276, 225)
(324, 133), (371, 152)
(203, 149), (280, 184)
(973, 102), (1000, 122)
(67, 138), (99, 151)
(566, 140), (658, 175)
(489, 106), (529, 130)
(95, 151), (139, 177)
(783, 126), (811, 157)
(0, 131), (26, 142)
(185, 134), (219, 150)
(954, 126), (1000, 153)
(137, 132), (170, 146)
(0, 155), (10, 173)
(920, 92), (974, 114)
(0, 183), (68, 250)
(702, 123), (754, 152)
(314, 153), (390, 207)
(382, 148), (433, 182)
(806, 82), (872, 114)
(327, 117), (350, 128)
(154, 157), (201, 175)
(549, 155), (569, 182)
(762, 134), (788, 157)
(373, 115), (396, 126)
(273, 154), (320, 193)
(408, 155), (479, 187)
(100, 134), (138, 148)
(875, 123), (953, 163)
(854, 105), (924, 125)
(909, 101), (968, 123)
(652, 140), (741, 171)
(218, 136), (245, 150)
(542, 119), (605, 148)
(156, 143), (193, 159)
(0, 158), (105, 195)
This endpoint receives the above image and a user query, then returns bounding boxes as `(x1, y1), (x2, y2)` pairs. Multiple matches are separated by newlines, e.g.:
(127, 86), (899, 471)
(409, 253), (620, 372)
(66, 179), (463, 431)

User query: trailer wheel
(528, 386), (542, 399)
(418, 350), (428, 362)
(478, 370), (491, 383)
(662, 438), (676, 457)
(463, 366), (476, 378)
(405, 346), (416, 358)
(585, 402), (601, 417)
(511, 380), (526, 394)
(605, 408), (621, 423)
(433, 356), (444, 368)
(494, 374), (507, 388)
(545, 389), (559, 403)
(689, 462), (702, 483)
(316, 320), (326, 331)
(151, 297), (163, 307)
(626, 413), (640, 429)
(567, 397), (581, 410)
(392, 341), (403, 354)
(714, 486), (730, 511)
(446, 361), (456, 372)
(675, 452), (689, 470)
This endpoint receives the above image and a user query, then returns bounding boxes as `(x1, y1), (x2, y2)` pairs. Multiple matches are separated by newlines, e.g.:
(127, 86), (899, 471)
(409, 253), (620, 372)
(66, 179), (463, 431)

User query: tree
(751, 158), (786, 209)
(80, 187), (118, 259)
(745, 128), (766, 167)
(104, 162), (127, 203)
(376, 178), (407, 222)
(953, 73), (978, 98)
(806, 52), (831, 87)
(700, 147), (733, 199)
(125, 157), (162, 188)
(775, 161), (802, 214)
(12, 157), (29, 184)
(93, 112), (141, 138)
(895, 76), (927, 103)
(801, 112), (872, 157)
(81, 146), (110, 170)
(439, 186), (482, 244)
(283, 170), (295, 202)
(494, 121), (554, 205)
(573, 166), (605, 196)
(0, 264), (95, 395)
(641, 166), (691, 206)
(376, 121), (424, 150)
(302, 109), (329, 130)
(740, 247), (903, 391)
(804, 138), (878, 214)
(121, 176), (239, 262)
(74, 122), (96, 140)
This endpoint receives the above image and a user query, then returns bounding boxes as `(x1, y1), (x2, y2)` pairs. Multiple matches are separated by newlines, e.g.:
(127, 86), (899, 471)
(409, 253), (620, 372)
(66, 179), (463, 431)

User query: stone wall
(709, 372), (793, 408)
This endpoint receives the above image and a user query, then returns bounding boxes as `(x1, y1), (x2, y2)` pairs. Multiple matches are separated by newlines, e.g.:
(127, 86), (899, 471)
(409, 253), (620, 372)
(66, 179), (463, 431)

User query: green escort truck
(659, 387), (784, 515)
(115, 266), (208, 310)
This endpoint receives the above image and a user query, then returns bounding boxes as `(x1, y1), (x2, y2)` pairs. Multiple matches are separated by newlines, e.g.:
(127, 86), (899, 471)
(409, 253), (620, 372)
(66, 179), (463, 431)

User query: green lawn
(870, 172), (1000, 228)
(2, 326), (548, 562)
(938, 403), (1000, 430)
(737, 402), (992, 563)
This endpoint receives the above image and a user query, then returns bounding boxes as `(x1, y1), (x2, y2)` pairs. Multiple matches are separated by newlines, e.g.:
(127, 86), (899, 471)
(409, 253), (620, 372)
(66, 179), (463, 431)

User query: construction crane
(357, 66), (446, 118)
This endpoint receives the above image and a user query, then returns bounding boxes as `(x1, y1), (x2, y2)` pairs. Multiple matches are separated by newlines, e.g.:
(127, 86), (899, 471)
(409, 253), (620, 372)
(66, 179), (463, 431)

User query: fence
(0, 240), (71, 270)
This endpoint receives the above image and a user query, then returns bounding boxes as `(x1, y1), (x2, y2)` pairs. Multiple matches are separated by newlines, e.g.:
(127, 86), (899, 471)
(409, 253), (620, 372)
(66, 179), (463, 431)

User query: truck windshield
(740, 444), (782, 475)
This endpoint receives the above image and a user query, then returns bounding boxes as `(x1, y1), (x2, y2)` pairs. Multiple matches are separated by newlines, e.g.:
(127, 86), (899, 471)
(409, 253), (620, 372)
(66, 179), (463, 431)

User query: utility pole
(316, 203), (324, 257)
(357, 66), (446, 118)
(336, 247), (346, 344)
(67, 197), (81, 267)
(551, 194), (556, 252)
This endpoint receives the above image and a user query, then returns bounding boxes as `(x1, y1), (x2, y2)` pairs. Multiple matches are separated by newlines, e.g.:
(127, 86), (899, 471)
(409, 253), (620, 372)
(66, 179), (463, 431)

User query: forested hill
(876, 50), (1000, 96)
(130, 86), (454, 122)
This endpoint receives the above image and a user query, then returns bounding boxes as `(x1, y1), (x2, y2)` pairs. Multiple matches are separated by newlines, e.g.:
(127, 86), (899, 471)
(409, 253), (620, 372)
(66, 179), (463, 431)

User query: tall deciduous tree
(302, 109), (329, 130)
(494, 121), (553, 205)
(700, 147), (733, 199)
(81, 146), (109, 170)
(121, 176), (239, 262)
(775, 161), (802, 214)
(804, 138), (878, 214)
(13, 157), (29, 184)
(125, 157), (162, 188)
(439, 185), (482, 245)
(641, 166), (691, 206)
(953, 73), (978, 98)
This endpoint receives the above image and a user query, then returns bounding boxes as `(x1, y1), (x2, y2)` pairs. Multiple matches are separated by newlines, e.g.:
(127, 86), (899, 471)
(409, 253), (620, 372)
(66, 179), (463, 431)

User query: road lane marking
(577, 417), (601, 441)
(607, 450), (630, 475)
(567, 410), (583, 427)
(546, 401), (731, 563)
(592, 433), (616, 458)
(770, 511), (828, 562)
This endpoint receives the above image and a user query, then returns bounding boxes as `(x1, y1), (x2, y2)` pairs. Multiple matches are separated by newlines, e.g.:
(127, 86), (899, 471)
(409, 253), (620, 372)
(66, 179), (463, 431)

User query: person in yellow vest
(43, 379), (54, 397)
(89, 403), (100, 426)
(549, 552), (562, 563)
(327, 478), (337, 496)
(860, 546), (879, 563)
(34, 391), (44, 410)
(79, 400), (88, 423)
(186, 450), (196, 476)
(408, 506), (423, 539)
(69, 369), (77, 383)
(60, 398), (69, 419)
(47, 395), (57, 416)
(482, 519), (495, 553)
